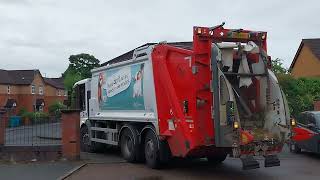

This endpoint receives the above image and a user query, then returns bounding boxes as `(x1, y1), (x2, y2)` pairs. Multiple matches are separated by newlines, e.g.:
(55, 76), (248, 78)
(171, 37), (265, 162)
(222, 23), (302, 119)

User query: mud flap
(264, 155), (280, 167)
(240, 156), (260, 170)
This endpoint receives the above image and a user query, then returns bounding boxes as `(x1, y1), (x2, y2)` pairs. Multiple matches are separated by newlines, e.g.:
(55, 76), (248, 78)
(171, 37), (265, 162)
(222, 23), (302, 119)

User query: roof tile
(44, 77), (65, 89)
(0, 69), (39, 85)
(303, 38), (320, 59)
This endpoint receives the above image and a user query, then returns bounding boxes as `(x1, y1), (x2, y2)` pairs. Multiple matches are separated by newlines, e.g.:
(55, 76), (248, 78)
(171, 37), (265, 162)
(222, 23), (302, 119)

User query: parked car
(290, 111), (320, 153)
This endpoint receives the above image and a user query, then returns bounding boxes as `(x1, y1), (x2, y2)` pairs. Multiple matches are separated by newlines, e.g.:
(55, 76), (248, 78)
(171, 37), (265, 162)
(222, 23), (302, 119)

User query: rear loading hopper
(151, 25), (290, 169)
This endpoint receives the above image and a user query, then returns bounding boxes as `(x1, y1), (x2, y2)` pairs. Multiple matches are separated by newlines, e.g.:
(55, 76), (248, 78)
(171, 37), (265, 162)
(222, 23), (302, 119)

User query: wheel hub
(145, 139), (155, 159)
(124, 136), (133, 155)
(82, 133), (90, 146)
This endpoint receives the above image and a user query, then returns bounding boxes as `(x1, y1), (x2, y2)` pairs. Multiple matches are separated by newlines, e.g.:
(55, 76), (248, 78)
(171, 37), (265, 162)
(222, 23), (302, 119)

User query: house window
(31, 85), (36, 94)
(39, 106), (44, 112)
(57, 90), (61, 96)
(64, 90), (67, 96)
(39, 86), (43, 95)
(7, 86), (10, 94)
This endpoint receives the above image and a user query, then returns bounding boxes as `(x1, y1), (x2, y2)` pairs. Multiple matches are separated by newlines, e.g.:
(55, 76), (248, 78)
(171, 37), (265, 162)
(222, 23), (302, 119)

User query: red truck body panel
(151, 26), (272, 157)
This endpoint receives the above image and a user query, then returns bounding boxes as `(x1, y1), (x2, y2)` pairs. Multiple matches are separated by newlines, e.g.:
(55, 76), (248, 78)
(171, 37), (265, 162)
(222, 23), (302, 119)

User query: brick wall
(61, 110), (80, 160)
(314, 100), (320, 111)
(291, 45), (320, 78)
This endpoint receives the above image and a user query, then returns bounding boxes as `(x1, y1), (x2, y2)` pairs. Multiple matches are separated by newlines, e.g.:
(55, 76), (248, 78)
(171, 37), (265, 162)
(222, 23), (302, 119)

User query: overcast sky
(0, 0), (319, 77)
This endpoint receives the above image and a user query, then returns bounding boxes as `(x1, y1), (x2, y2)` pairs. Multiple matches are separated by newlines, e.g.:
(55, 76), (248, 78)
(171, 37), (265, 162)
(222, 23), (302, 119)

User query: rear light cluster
(290, 118), (296, 126)
(233, 121), (239, 129)
(226, 101), (239, 129)
(194, 26), (267, 42)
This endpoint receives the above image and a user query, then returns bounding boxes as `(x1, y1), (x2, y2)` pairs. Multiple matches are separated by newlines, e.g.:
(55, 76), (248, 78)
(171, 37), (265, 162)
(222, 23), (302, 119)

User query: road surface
(66, 146), (320, 180)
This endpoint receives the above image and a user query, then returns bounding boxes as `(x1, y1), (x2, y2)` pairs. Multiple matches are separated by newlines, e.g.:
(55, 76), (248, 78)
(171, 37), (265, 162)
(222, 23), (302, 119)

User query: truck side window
(75, 84), (86, 111)
(79, 85), (85, 111)
(220, 76), (229, 105)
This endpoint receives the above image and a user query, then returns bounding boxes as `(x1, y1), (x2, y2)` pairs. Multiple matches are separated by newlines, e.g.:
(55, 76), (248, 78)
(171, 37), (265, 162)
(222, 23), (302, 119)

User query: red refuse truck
(74, 23), (291, 170)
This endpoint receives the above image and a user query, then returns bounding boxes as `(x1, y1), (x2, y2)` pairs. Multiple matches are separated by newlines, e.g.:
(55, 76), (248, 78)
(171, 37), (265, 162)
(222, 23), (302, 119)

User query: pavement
(0, 150), (122, 180)
(0, 161), (81, 180)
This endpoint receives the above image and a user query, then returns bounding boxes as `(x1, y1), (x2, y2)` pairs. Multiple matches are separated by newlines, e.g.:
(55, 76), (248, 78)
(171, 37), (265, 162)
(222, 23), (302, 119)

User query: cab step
(240, 156), (260, 170)
(264, 155), (280, 167)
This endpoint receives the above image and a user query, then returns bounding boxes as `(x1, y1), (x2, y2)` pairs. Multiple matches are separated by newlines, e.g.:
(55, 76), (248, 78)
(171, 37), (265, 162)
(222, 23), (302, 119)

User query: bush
(19, 110), (49, 124)
(48, 101), (67, 117)
(18, 107), (28, 116)
(31, 112), (49, 124)
(272, 58), (320, 117)
(278, 74), (320, 117)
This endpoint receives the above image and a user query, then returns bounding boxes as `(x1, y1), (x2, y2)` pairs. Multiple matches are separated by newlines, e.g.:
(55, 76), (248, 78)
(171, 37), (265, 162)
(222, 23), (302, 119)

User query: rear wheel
(120, 127), (140, 163)
(144, 130), (161, 169)
(290, 143), (302, 153)
(207, 153), (227, 164)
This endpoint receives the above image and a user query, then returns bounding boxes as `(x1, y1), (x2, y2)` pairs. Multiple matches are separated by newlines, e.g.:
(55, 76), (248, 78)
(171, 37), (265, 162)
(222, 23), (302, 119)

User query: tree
(63, 53), (100, 107)
(278, 74), (320, 117)
(271, 58), (288, 74)
(67, 53), (100, 78)
(271, 58), (320, 117)
(63, 67), (83, 92)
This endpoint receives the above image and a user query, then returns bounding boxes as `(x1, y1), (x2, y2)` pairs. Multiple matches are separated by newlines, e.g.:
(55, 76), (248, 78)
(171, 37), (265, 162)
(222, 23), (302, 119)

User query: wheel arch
(140, 124), (160, 149)
(80, 118), (91, 129)
(118, 124), (139, 146)
(80, 123), (87, 129)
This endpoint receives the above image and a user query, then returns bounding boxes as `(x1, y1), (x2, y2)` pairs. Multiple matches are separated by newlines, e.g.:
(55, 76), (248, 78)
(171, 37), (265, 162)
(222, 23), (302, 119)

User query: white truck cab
(73, 78), (91, 127)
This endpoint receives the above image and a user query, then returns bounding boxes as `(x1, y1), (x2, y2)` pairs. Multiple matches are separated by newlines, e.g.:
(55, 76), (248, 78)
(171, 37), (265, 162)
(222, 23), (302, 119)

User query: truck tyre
(120, 128), (140, 163)
(291, 143), (302, 153)
(207, 153), (227, 164)
(80, 125), (104, 153)
(80, 125), (92, 152)
(144, 130), (161, 169)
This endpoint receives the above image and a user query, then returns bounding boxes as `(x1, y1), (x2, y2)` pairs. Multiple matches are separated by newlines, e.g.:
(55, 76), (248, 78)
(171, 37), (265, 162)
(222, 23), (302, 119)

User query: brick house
(289, 38), (320, 78)
(289, 39), (320, 110)
(43, 77), (67, 112)
(0, 69), (67, 114)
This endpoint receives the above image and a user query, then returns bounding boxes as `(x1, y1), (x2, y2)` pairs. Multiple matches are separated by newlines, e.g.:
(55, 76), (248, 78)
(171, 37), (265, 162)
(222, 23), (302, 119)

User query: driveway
(5, 122), (61, 146)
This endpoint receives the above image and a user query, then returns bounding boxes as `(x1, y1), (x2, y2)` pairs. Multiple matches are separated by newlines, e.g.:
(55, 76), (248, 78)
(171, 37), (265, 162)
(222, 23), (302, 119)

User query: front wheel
(80, 125), (104, 152)
(80, 126), (91, 152)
